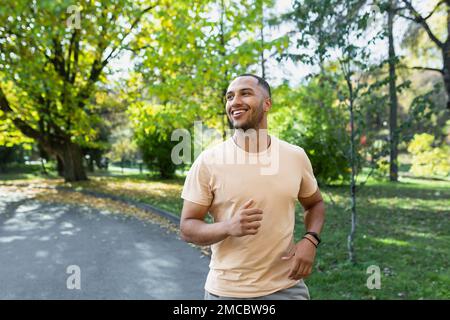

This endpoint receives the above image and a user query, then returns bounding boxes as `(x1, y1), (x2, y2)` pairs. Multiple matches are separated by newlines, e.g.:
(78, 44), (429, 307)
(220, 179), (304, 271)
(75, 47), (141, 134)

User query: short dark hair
(236, 73), (271, 98)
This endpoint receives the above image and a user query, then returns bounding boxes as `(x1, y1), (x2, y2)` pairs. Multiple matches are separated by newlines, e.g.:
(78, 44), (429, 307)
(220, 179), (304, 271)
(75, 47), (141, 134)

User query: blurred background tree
(0, 0), (157, 181)
(0, 0), (448, 185)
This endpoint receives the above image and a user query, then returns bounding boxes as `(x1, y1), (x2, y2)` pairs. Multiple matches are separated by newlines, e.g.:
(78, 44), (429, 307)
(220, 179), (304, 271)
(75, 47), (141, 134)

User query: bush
(138, 130), (179, 179)
(0, 145), (27, 172)
(128, 102), (188, 179)
(271, 80), (353, 184)
(407, 133), (450, 177)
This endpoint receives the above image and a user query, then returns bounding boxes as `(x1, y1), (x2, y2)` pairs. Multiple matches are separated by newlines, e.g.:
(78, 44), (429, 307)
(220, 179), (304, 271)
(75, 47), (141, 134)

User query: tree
(387, 0), (400, 182)
(130, 0), (282, 137)
(0, 145), (28, 173)
(212, 0), (278, 136)
(128, 101), (188, 178)
(407, 133), (450, 177)
(122, 0), (285, 177)
(398, 0), (450, 110)
(271, 80), (351, 184)
(0, 0), (156, 181)
(107, 137), (139, 174)
(286, 0), (384, 262)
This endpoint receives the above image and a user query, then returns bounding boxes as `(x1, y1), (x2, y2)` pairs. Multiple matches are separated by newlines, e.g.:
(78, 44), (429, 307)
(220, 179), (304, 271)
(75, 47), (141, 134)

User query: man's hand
(226, 199), (263, 237)
(281, 238), (317, 280)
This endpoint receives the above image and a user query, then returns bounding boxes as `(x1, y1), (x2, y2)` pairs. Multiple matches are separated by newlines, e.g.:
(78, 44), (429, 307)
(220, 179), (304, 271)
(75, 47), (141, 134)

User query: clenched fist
(226, 199), (263, 237)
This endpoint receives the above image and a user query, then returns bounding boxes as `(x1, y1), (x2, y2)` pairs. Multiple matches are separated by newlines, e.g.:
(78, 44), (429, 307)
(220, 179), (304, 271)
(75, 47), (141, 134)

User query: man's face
(225, 76), (270, 130)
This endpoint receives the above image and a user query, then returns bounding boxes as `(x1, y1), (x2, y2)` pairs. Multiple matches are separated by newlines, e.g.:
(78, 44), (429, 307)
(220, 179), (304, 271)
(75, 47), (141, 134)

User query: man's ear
(264, 98), (272, 112)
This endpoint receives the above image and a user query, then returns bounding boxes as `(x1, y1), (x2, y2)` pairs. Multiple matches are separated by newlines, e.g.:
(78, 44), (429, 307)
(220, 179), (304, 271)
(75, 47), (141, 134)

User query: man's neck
(233, 128), (271, 153)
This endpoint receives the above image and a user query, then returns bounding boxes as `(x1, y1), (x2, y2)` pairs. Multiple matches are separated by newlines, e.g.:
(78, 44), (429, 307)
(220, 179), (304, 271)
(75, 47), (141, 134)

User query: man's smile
(231, 108), (249, 120)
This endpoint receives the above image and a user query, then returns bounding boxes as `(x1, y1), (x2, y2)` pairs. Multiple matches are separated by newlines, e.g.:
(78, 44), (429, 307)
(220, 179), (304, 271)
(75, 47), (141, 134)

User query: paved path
(0, 188), (209, 299)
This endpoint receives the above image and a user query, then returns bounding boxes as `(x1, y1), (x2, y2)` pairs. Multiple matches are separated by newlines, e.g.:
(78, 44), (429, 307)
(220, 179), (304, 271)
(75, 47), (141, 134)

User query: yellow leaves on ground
(75, 177), (183, 203)
(0, 181), (211, 256)
(37, 188), (178, 232)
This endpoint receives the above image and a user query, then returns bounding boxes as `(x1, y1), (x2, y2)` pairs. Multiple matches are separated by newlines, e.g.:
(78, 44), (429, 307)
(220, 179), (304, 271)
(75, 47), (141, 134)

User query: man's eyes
(225, 92), (252, 100)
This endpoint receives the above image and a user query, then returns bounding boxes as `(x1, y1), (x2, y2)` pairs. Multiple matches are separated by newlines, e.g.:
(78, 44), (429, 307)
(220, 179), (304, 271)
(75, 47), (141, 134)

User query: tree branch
(410, 66), (444, 74)
(401, 0), (444, 48)
(78, 3), (157, 108)
(122, 44), (153, 54)
(49, 37), (70, 80)
(70, 32), (80, 84)
(423, 0), (446, 20)
(66, 30), (79, 82)
(101, 4), (158, 66)
(0, 85), (42, 141)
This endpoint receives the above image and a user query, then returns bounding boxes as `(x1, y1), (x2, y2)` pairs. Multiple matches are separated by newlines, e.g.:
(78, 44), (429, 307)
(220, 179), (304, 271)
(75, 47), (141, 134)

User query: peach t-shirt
(181, 135), (318, 298)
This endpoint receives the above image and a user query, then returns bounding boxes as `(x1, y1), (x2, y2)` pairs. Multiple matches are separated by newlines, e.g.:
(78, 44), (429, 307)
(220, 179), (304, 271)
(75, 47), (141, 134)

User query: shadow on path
(0, 190), (209, 299)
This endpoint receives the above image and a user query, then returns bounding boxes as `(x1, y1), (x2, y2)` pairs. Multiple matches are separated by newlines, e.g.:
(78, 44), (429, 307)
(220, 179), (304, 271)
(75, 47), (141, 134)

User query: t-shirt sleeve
(181, 153), (213, 206)
(298, 148), (318, 198)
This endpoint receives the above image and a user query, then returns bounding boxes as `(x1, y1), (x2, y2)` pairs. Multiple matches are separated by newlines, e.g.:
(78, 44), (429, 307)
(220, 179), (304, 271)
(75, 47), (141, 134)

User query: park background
(0, 0), (449, 299)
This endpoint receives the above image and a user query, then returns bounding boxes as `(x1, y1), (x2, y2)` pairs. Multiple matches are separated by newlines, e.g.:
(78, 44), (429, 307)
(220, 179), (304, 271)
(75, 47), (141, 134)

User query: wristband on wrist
(302, 236), (318, 248)
(304, 231), (321, 245)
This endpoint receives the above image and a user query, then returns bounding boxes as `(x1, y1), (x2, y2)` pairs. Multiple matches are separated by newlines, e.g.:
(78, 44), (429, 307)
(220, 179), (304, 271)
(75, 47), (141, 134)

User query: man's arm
(300, 189), (325, 236)
(180, 199), (263, 246)
(180, 200), (229, 246)
(282, 188), (326, 280)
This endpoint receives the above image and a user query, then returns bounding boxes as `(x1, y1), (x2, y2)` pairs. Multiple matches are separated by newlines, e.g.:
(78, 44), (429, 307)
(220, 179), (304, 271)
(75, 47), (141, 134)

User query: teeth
(233, 110), (246, 116)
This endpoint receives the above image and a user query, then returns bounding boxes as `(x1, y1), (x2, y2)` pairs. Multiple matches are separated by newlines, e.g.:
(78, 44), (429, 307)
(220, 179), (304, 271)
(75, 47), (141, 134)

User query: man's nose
(230, 94), (243, 106)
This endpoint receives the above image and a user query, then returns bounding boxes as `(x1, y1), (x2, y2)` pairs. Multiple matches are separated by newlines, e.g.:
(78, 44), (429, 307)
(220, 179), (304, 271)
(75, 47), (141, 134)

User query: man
(180, 74), (325, 300)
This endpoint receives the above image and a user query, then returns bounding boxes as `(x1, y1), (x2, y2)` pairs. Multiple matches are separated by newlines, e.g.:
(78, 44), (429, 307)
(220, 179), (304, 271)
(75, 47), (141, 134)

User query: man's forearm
(180, 218), (230, 246)
(304, 200), (325, 235)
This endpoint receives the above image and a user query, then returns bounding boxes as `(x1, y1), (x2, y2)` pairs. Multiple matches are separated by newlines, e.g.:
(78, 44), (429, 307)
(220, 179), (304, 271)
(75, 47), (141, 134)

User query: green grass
(0, 164), (59, 181)
(1, 167), (449, 299)
(295, 179), (450, 299)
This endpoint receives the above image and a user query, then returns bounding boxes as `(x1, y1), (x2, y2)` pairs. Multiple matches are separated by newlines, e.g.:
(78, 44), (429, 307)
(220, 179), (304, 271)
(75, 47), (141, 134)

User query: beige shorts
(204, 280), (310, 300)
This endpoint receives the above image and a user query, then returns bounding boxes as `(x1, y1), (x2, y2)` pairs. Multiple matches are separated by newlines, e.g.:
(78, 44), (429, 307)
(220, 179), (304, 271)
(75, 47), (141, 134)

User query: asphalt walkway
(0, 188), (209, 299)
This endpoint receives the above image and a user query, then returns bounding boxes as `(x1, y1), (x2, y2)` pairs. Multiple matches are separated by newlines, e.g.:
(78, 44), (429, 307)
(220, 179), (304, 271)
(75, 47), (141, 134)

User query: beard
(230, 101), (264, 131)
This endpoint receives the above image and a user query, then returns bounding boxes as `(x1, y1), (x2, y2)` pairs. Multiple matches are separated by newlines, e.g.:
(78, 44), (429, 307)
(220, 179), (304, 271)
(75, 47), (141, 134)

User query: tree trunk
(218, 0), (234, 139)
(345, 73), (357, 264)
(38, 144), (48, 175)
(443, 45), (450, 110)
(40, 158), (48, 175)
(388, 2), (399, 182)
(54, 142), (87, 182)
(445, 4), (450, 110)
(260, 1), (266, 79)
(87, 156), (94, 172)
(56, 155), (65, 177)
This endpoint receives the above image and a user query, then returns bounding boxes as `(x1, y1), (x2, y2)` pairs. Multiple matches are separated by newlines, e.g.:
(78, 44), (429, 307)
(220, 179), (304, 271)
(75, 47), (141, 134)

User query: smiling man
(180, 74), (325, 300)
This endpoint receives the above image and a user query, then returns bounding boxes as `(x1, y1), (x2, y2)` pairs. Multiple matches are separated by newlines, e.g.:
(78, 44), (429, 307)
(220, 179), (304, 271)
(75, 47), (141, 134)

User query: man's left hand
(281, 238), (317, 280)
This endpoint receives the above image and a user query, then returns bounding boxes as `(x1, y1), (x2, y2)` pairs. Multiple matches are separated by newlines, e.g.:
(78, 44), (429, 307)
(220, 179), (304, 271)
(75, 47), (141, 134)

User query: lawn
(1, 169), (449, 299)
(296, 178), (449, 299)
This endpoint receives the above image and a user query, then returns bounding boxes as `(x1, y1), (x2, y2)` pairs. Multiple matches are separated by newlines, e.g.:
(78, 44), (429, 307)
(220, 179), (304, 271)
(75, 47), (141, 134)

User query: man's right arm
(180, 199), (262, 246)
